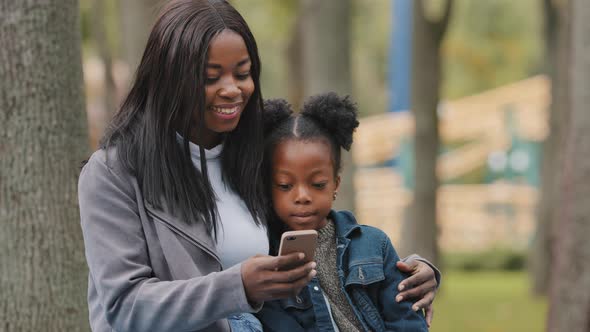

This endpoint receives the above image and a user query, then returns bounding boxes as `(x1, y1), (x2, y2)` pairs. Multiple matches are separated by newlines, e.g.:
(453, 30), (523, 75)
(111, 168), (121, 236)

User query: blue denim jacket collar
(329, 209), (361, 239)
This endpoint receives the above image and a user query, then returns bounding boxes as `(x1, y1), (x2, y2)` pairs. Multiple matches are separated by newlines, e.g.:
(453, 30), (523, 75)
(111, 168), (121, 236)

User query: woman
(78, 1), (439, 331)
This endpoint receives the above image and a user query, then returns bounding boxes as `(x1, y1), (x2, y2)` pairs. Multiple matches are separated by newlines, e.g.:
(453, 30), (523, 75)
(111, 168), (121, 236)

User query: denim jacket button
(313, 286), (319, 291)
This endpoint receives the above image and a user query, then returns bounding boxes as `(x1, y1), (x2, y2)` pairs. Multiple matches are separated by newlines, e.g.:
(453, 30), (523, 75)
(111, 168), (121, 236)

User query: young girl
(256, 93), (430, 332)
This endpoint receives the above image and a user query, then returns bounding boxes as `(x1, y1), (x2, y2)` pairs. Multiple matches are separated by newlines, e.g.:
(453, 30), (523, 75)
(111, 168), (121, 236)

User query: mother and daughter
(78, 0), (439, 331)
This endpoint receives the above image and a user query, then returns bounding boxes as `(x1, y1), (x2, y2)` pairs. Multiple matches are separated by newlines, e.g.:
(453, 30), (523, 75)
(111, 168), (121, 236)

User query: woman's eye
(236, 72), (251, 80)
(205, 77), (219, 84)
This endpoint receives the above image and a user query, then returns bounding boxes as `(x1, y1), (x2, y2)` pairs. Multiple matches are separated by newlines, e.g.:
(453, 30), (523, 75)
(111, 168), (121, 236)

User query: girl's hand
(395, 259), (438, 327)
(241, 253), (317, 304)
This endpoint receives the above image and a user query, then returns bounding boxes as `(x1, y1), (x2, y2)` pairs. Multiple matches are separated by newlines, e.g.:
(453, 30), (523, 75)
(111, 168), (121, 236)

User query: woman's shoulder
(82, 146), (131, 181)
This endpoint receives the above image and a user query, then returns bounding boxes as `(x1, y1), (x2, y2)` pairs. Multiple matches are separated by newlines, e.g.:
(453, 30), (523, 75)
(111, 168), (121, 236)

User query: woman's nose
(219, 79), (240, 99)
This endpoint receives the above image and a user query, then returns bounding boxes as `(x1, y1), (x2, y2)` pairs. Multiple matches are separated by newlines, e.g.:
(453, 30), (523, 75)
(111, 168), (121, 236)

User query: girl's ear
(335, 175), (341, 192)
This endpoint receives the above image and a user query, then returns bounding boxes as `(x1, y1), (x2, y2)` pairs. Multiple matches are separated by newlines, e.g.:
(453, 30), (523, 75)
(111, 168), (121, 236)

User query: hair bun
(301, 92), (359, 150)
(263, 98), (293, 135)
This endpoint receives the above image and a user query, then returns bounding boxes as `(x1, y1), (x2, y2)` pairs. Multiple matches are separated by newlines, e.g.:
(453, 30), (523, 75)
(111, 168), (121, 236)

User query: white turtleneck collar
(175, 132), (269, 269)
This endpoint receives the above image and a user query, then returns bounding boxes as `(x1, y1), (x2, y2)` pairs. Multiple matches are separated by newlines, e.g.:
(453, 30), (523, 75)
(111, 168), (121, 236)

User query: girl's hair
(263, 92), (359, 177)
(262, 92), (359, 252)
(99, 0), (266, 237)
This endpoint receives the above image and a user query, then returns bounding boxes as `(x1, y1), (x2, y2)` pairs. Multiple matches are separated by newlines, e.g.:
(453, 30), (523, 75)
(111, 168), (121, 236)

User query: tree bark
(400, 0), (453, 267)
(0, 1), (89, 331)
(300, 0), (355, 213)
(547, 0), (590, 330)
(530, 0), (568, 296)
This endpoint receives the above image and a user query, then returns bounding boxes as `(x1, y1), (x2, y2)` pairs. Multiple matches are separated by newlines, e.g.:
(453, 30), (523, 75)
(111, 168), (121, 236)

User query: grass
(429, 270), (547, 332)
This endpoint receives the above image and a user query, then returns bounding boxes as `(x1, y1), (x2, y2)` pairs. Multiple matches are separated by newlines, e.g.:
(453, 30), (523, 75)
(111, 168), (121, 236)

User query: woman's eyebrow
(236, 58), (251, 67)
(206, 57), (251, 69)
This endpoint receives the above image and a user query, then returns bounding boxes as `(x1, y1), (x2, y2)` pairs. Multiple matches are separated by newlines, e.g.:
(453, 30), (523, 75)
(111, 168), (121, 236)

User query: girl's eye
(312, 182), (327, 189)
(236, 72), (251, 80)
(276, 184), (291, 191)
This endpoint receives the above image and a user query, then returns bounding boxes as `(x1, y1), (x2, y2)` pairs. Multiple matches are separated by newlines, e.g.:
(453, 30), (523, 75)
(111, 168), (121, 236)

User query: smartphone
(277, 230), (318, 270)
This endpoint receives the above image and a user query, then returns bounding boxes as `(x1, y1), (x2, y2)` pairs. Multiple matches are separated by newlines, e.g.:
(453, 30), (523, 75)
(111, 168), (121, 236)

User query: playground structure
(353, 75), (549, 251)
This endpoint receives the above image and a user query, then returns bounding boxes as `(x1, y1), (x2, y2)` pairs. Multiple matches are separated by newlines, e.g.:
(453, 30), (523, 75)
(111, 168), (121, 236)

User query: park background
(2, 0), (589, 331)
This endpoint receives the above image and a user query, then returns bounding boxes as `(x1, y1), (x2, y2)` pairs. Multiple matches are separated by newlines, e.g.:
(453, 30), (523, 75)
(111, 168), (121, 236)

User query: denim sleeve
(379, 237), (429, 331)
(255, 301), (306, 332)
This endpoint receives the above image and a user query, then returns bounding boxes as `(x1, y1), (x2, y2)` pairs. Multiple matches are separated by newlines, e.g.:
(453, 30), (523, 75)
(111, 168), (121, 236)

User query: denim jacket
(256, 210), (428, 332)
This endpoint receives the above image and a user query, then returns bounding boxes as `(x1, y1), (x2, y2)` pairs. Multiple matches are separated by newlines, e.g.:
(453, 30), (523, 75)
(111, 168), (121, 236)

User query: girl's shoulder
(331, 210), (389, 242)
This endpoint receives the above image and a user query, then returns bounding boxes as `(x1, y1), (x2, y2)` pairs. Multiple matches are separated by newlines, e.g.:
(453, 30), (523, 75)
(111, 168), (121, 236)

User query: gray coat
(78, 148), (260, 332)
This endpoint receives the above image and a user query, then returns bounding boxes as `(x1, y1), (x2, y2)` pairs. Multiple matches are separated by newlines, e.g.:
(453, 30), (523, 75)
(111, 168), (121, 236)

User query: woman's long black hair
(100, 0), (266, 237)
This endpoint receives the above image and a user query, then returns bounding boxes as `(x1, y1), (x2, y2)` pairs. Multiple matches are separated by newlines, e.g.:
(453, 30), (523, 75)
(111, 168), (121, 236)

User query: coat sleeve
(78, 151), (257, 332)
(401, 254), (442, 287)
(379, 236), (429, 331)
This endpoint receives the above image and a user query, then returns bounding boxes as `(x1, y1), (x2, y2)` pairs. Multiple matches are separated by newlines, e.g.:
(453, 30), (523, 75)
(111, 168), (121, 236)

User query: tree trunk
(400, 0), (452, 267)
(300, 0), (355, 213)
(0, 1), (89, 331)
(547, 0), (590, 330)
(119, 0), (161, 77)
(530, 0), (568, 296)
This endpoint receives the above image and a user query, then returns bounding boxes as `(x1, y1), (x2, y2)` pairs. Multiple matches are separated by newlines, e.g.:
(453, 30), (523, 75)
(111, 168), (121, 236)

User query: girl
(256, 93), (430, 331)
(78, 1), (438, 331)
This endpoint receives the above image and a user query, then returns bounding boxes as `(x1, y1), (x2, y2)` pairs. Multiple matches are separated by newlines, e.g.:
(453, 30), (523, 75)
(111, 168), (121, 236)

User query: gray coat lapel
(144, 200), (220, 264)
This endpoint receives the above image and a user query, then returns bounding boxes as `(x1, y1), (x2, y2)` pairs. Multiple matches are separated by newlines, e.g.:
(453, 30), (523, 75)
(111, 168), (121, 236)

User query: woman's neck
(189, 131), (222, 149)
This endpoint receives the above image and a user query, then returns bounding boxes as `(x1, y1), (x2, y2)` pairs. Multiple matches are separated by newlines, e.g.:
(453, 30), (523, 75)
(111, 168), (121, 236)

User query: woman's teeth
(212, 106), (239, 114)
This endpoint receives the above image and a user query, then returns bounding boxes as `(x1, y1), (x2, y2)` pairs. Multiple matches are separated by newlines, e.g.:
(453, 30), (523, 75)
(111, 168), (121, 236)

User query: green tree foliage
(442, 0), (543, 98)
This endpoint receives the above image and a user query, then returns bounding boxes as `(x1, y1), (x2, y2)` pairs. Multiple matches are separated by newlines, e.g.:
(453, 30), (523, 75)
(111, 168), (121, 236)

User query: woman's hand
(396, 259), (438, 327)
(241, 253), (317, 304)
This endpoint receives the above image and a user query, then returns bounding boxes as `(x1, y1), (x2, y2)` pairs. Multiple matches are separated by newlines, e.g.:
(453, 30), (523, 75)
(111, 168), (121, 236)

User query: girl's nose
(294, 187), (311, 204)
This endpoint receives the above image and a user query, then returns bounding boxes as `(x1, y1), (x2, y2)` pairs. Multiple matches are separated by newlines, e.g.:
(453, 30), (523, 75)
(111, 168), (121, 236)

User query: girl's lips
(292, 212), (315, 218)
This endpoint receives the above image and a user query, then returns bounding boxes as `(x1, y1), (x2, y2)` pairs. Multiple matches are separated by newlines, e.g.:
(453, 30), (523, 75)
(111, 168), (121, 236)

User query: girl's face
(192, 29), (254, 148)
(271, 139), (340, 231)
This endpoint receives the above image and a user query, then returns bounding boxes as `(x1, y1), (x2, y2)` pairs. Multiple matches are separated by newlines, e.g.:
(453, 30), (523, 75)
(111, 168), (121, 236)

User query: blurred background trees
(400, 0), (453, 269)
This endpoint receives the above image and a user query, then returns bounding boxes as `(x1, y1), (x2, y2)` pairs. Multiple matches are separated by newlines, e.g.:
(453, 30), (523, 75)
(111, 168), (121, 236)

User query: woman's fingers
(424, 303), (434, 328)
(241, 254), (316, 303)
(256, 252), (304, 270)
(265, 268), (317, 299)
(395, 277), (437, 303)
(407, 289), (435, 311)
(272, 261), (317, 283)
(395, 260), (436, 293)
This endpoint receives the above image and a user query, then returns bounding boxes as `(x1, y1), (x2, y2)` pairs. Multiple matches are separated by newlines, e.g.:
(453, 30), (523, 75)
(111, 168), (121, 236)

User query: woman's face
(192, 29), (254, 148)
